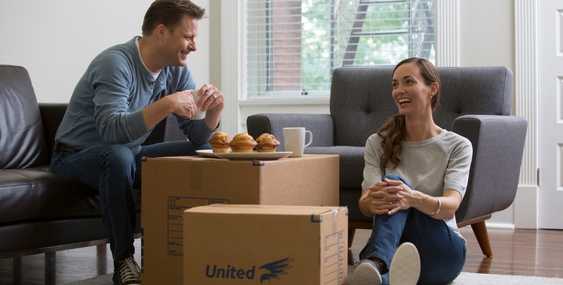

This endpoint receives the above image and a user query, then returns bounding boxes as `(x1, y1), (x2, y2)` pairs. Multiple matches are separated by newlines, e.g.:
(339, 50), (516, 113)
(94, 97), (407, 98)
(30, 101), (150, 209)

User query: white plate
(196, 149), (292, 160)
(196, 149), (221, 158)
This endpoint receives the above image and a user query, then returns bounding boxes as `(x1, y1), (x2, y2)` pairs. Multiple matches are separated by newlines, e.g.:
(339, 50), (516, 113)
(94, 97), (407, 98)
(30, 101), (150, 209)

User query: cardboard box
(142, 155), (339, 285)
(183, 204), (348, 285)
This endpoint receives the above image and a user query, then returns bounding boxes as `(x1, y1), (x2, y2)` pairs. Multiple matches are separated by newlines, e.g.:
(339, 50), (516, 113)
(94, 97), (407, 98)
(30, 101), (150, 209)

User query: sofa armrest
(39, 103), (68, 150)
(453, 115), (527, 223)
(247, 113), (334, 149)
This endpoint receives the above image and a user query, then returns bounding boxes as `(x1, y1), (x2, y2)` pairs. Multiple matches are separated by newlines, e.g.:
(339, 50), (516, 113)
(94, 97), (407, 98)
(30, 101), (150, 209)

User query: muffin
(208, 131), (231, 153)
(255, 133), (280, 152)
(229, 133), (257, 153)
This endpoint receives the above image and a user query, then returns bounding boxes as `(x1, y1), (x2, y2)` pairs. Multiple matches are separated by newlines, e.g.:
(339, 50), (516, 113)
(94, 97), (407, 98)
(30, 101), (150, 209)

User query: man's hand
(167, 90), (199, 119)
(194, 84), (224, 130)
(196, 84), (224, 113)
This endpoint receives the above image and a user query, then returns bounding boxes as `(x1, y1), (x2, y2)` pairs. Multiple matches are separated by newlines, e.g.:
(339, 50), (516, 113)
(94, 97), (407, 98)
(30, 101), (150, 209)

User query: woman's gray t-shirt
(362, 129), (473, 232)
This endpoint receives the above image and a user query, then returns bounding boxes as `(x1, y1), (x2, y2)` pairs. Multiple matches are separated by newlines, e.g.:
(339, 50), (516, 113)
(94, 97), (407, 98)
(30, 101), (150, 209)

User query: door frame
(513, 0), (540, 229)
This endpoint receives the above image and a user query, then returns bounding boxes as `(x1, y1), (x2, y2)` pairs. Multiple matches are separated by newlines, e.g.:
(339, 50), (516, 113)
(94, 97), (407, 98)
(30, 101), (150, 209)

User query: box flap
(185, 204), (344, 216)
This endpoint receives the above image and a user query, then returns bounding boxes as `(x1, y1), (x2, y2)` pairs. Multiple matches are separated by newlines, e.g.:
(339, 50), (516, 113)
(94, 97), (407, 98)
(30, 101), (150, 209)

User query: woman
(348, 57), (472, 285)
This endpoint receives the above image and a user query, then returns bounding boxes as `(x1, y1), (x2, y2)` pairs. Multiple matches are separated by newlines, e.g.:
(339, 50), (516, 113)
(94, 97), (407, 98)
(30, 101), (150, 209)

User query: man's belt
(53, 142), (82, 153)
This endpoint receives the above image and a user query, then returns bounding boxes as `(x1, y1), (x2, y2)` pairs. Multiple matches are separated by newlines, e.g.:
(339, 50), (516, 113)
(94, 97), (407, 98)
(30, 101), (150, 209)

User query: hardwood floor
(1, 228), (562, 284)
(461, 227), (563, 278)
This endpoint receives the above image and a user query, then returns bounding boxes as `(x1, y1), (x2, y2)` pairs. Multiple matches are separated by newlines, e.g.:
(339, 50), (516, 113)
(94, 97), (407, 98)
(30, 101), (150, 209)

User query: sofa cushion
(0, 66), (49, 168)
(0, 167), (100, 225)
(306, 146), (364, 189)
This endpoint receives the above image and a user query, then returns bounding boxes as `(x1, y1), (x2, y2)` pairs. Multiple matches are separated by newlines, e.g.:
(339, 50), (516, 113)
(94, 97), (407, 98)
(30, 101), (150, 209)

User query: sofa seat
(306, 146), (364, 189)
(340, 188), (368, 222)
(0, 167), (99, 225)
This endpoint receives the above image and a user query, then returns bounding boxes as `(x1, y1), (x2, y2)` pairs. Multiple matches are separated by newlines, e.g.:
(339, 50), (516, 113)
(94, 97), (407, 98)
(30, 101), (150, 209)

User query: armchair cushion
(306, 146), (364, 189)
(330, 67), (396, 146)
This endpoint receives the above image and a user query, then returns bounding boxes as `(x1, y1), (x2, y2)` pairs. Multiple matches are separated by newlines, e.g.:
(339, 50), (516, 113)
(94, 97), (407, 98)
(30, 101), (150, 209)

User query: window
(245, 0), (435, 98)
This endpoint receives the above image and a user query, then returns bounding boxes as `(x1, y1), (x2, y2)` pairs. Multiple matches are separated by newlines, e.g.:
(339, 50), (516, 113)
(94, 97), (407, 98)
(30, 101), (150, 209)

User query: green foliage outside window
(300, 0), (435, 93)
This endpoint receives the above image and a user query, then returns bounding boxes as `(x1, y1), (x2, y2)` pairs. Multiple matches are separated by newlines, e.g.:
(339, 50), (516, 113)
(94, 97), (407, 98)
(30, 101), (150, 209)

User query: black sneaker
(113, 256), (141, 285)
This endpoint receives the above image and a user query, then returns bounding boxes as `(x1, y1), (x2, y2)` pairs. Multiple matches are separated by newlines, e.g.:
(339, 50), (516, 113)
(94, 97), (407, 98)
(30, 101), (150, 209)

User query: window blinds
(246, 0), (435, 97)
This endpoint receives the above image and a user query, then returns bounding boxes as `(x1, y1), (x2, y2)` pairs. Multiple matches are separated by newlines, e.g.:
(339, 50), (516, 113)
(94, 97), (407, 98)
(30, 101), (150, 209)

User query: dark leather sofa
(0, 65), (170, 284)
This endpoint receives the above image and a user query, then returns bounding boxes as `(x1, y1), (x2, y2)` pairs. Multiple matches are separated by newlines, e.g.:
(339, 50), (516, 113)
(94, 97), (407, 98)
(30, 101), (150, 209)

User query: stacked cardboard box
(142, 155), (339, 284)
(183, 204), (348, 285)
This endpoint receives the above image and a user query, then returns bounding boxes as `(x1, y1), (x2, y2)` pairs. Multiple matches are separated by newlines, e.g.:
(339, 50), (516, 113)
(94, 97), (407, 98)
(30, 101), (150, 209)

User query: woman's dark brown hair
(142, 0), (205, 35)
(378, 57), (441, 173)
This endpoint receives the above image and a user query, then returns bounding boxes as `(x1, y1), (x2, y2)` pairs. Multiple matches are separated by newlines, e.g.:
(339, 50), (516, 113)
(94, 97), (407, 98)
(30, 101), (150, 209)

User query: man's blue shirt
(55, 36), (212, 151)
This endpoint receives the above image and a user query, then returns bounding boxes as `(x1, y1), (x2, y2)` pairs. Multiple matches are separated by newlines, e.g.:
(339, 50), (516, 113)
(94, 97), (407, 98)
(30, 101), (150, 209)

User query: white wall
(460, 0), (515, 226)
(0, 0), (210, 103)
(460, 0), (515, 71)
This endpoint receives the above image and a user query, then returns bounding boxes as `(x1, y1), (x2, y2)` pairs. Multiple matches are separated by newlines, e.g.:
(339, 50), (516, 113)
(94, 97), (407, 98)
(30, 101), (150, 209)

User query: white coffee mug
(283, 127), (313, 157)
(190, 89), (206, 119)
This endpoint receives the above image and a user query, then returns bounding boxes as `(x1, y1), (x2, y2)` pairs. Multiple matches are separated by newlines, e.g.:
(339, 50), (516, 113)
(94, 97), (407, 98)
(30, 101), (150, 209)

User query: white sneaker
(347, 259), (383, 285)
(389, 242), (420, 285)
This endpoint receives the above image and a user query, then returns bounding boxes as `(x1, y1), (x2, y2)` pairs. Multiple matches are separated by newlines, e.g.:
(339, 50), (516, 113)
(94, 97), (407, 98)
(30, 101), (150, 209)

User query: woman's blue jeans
(359, 209), (466, 285)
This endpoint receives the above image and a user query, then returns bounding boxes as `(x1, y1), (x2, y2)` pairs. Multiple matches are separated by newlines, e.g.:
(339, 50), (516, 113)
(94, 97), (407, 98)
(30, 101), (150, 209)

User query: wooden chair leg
(471, 221), (493, 258)
(348, 227), (356, 248)
(348, 227), (357, 265)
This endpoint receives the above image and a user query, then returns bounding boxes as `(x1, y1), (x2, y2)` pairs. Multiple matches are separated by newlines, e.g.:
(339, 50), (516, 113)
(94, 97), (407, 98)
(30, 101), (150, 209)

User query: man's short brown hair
(142, 0), (205, 35)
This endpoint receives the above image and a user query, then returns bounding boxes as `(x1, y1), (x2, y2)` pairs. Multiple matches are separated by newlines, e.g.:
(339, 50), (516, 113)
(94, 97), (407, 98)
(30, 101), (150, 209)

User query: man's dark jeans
(50, 141), (208, 265)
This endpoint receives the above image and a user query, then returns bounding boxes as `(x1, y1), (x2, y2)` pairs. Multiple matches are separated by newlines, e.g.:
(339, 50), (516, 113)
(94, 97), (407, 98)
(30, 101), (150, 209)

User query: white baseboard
(514, 184), (539, 229)
(485, 222), (515, 230)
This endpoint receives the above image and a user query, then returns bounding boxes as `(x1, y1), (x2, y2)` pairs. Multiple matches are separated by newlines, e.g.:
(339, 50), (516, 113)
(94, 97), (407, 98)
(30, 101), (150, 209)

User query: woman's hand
(360, 180), (401, 216)
(383, 178), (422, 214)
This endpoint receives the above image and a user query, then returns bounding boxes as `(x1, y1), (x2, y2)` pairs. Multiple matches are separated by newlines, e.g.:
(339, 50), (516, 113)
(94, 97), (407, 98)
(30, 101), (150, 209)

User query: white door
(540, 0), (563, 229)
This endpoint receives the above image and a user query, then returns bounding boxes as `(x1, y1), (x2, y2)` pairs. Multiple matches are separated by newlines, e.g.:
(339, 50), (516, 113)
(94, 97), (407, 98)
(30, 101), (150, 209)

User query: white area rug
(66, 272), (563, 284)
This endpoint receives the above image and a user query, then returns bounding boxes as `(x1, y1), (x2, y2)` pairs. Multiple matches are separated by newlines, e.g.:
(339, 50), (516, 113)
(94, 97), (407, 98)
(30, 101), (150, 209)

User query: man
(50, 1), (221, 284)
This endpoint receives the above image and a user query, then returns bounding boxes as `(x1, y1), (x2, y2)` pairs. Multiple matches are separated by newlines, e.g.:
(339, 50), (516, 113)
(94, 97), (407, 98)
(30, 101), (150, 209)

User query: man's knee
(101, 145), (136, 178)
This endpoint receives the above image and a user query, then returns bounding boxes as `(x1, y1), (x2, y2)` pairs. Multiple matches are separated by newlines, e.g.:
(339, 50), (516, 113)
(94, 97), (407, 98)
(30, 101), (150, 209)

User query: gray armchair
(247, 66), (527, 258)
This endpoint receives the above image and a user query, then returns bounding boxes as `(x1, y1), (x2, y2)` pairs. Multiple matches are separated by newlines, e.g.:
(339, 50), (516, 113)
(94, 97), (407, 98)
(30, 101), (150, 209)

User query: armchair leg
(471, 221), (493, 258)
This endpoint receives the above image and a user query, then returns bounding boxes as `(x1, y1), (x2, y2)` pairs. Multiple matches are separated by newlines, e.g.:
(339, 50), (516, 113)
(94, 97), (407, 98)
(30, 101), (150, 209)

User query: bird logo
(259, 257), (291, 283)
